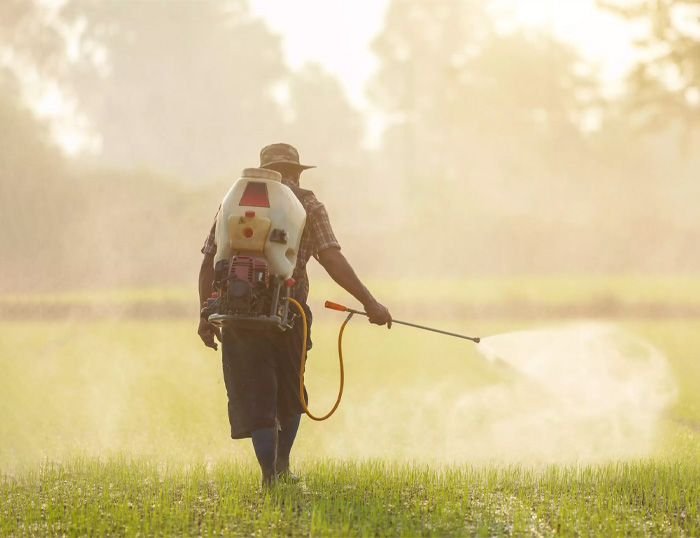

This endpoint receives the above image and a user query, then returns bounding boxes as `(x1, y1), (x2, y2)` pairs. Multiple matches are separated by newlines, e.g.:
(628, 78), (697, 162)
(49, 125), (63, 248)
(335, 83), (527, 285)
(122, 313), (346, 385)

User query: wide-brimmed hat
(260, 143), (316, 171)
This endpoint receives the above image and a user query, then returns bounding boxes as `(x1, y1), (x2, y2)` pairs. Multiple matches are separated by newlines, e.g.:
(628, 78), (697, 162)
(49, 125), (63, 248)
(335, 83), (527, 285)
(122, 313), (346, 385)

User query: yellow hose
(287, 297), (348, 421)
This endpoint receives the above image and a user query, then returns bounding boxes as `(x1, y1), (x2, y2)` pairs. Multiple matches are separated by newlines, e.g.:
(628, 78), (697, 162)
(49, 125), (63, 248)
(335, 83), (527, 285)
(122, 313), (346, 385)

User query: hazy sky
(249, 0), (643, 111)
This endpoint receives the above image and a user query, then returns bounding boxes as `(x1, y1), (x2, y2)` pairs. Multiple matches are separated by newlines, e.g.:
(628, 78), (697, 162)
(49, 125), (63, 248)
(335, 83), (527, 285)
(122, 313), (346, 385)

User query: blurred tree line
(1, 0), (698, 291)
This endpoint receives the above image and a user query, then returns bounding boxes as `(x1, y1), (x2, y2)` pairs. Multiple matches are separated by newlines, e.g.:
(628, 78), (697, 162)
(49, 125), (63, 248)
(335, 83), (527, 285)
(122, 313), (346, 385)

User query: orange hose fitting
(324, 301), (347, 312)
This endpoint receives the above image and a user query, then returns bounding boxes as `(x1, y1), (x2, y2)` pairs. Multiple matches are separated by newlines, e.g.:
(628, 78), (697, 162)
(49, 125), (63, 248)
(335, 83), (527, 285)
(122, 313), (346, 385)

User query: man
(198, 143), (391, 486)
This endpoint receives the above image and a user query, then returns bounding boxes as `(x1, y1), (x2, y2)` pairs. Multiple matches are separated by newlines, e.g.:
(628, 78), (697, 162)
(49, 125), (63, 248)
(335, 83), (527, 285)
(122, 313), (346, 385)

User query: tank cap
(241, 167), (282, 182)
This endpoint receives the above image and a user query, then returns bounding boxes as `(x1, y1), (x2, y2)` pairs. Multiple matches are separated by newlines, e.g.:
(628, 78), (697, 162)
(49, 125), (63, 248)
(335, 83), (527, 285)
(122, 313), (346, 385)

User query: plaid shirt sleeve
(200, 208), (219, 255)
(304, 196), (341, 256)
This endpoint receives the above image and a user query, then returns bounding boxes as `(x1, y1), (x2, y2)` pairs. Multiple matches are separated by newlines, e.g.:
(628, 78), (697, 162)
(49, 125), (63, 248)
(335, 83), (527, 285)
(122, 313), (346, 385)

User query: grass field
(3, 458), (699, 537)
(1, 278), (699, 536)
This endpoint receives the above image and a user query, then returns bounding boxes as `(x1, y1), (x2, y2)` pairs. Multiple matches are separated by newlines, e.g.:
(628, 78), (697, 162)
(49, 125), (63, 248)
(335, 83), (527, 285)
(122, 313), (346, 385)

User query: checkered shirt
(201, 181), (340, 305)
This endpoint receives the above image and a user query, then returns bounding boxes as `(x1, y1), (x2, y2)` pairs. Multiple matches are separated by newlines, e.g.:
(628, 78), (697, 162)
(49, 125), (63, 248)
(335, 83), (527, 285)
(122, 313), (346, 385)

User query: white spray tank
(204, 167), (307, 331)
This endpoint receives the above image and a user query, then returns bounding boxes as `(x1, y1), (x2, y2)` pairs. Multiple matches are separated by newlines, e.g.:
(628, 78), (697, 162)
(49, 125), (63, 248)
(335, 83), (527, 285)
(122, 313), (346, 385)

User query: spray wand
(324, 301), (481, 343)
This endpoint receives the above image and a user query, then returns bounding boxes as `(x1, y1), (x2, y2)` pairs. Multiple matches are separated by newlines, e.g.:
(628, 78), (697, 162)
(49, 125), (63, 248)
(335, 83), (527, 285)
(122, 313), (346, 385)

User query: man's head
(259, 143), (315, 184)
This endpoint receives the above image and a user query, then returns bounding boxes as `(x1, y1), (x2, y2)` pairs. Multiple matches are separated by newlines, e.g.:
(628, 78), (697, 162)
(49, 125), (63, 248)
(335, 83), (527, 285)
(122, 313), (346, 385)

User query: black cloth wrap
(221, 302), (312, 439)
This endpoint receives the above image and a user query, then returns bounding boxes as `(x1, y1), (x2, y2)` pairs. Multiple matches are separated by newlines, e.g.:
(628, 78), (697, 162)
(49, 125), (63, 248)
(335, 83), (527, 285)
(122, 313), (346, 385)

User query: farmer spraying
(198, 143), (392, 487)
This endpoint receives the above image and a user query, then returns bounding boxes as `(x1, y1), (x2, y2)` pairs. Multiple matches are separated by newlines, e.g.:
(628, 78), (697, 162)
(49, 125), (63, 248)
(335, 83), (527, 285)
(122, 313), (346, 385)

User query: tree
(0, 68), (76, 288)
(370, 1), (596, 214)
(370, 1), (593, 192)
(0, 0), (65, 74)
(369, 0), (490, 188)
(62, 0), (288, 180)
(600, 0), (700, 138)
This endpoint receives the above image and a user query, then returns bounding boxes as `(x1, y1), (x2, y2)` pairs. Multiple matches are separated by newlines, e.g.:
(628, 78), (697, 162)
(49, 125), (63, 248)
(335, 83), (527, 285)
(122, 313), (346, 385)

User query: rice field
(3, 458), (699, 537)
(1, 277), (699, 536)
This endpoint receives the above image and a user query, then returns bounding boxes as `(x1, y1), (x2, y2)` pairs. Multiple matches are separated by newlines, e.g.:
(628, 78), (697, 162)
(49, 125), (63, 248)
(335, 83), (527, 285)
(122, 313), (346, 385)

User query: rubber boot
(276, 414), (301, 481)
(251, 425), (278, 489)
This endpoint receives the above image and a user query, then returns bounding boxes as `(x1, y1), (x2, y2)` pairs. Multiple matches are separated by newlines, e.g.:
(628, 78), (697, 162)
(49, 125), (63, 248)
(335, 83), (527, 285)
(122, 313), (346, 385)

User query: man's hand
(198, 319), (222, 350)
(365, 301), (392, 329)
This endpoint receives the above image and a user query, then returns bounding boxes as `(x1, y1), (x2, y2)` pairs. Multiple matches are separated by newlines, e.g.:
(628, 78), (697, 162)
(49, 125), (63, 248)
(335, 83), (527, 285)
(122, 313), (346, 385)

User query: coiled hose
(287, 297), (349, 421)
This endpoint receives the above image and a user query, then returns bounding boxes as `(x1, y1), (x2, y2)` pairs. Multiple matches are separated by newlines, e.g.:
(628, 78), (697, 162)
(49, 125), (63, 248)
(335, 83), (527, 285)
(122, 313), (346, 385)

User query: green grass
(1, 304), (699, 535)
(2, 458), (699, 537)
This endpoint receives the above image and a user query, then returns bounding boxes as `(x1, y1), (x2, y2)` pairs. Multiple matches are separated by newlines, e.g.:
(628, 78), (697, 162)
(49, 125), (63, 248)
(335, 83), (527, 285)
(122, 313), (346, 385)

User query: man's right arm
(198, 204), (223, 353)
(305, 198), (391, 327)
(317, 247), (392, 327)
(199, 252), (215, 309)
(198, 252), (221, 350)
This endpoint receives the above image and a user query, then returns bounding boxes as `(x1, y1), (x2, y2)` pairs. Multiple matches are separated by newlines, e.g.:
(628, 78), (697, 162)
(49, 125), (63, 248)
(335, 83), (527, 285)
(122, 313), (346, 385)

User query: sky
(248, 0), (644, 111)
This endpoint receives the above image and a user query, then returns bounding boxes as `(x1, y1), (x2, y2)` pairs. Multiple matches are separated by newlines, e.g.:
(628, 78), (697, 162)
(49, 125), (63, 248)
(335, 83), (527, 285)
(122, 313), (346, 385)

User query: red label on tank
(239, 182), (270, 207)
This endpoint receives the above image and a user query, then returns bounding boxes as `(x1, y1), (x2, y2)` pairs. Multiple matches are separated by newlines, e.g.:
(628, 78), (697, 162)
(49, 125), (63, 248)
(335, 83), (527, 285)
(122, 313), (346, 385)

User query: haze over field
(0, 319), (683, 468)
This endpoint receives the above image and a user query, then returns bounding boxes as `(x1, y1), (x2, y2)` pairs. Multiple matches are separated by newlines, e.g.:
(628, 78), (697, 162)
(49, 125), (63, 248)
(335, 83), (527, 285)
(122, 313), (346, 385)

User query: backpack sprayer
(201, 167), (481, 421)
(201, 167), (306, 331)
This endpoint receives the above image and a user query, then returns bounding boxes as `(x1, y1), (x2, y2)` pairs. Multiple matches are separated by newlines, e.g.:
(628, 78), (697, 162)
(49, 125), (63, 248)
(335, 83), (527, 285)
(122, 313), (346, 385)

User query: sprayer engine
(224, 256), (270, 313)
(201, 255), (294, 331)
